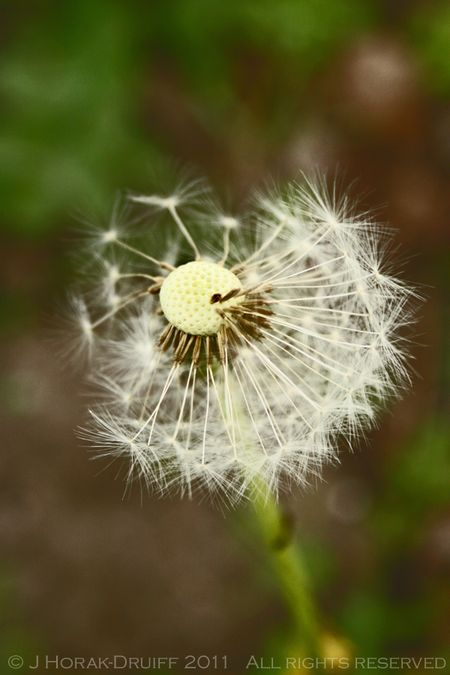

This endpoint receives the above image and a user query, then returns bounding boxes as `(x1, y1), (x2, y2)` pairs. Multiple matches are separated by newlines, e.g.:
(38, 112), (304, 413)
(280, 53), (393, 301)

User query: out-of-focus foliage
(0, 0), (379, 236)
(0, 1), (162, 234)
(1, 0), (448, 236)
(409, 1), (450, 96)
(384, 421), (450, 516)
(250, 418), (450, 661)
(339, 418), (450, 657)
(148, 0), (378, 96)
(240, 0), (377, 57)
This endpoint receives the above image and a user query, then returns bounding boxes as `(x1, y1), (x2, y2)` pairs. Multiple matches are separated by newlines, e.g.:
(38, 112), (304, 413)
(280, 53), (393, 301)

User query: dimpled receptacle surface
(160, 260), (244, 336)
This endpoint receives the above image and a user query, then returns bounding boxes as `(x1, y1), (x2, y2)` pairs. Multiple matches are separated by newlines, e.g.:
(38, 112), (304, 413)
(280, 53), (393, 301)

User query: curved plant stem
(252, 486), (321, 656)
(223, 381), (322, 655)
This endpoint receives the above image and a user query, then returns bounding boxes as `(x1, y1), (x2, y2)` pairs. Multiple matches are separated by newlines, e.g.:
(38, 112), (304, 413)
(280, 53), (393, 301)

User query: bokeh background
(1, 0), (449, 672)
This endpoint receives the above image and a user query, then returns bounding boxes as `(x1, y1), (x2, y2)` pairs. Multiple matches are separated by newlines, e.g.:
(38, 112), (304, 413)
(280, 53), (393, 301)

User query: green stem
(223, 378), (322, 654)
(252, 486), (321, 656)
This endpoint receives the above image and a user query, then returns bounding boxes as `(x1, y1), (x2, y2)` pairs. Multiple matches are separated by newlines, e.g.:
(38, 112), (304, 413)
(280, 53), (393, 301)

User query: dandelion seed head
(159, 260), (244, 336)
(71, 175), (417, 502)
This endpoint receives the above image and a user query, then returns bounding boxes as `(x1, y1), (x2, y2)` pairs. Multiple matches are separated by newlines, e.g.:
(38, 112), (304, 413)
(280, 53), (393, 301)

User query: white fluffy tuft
(72, 177), (417, 503)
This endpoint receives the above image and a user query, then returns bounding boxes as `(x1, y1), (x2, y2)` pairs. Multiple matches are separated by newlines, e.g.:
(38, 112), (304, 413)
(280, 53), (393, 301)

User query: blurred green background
(0, 0), (449, 672)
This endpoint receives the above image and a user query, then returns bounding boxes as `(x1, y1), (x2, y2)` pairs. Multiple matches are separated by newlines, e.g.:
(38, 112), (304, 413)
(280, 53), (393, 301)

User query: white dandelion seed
(73, 176), (416, 503)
